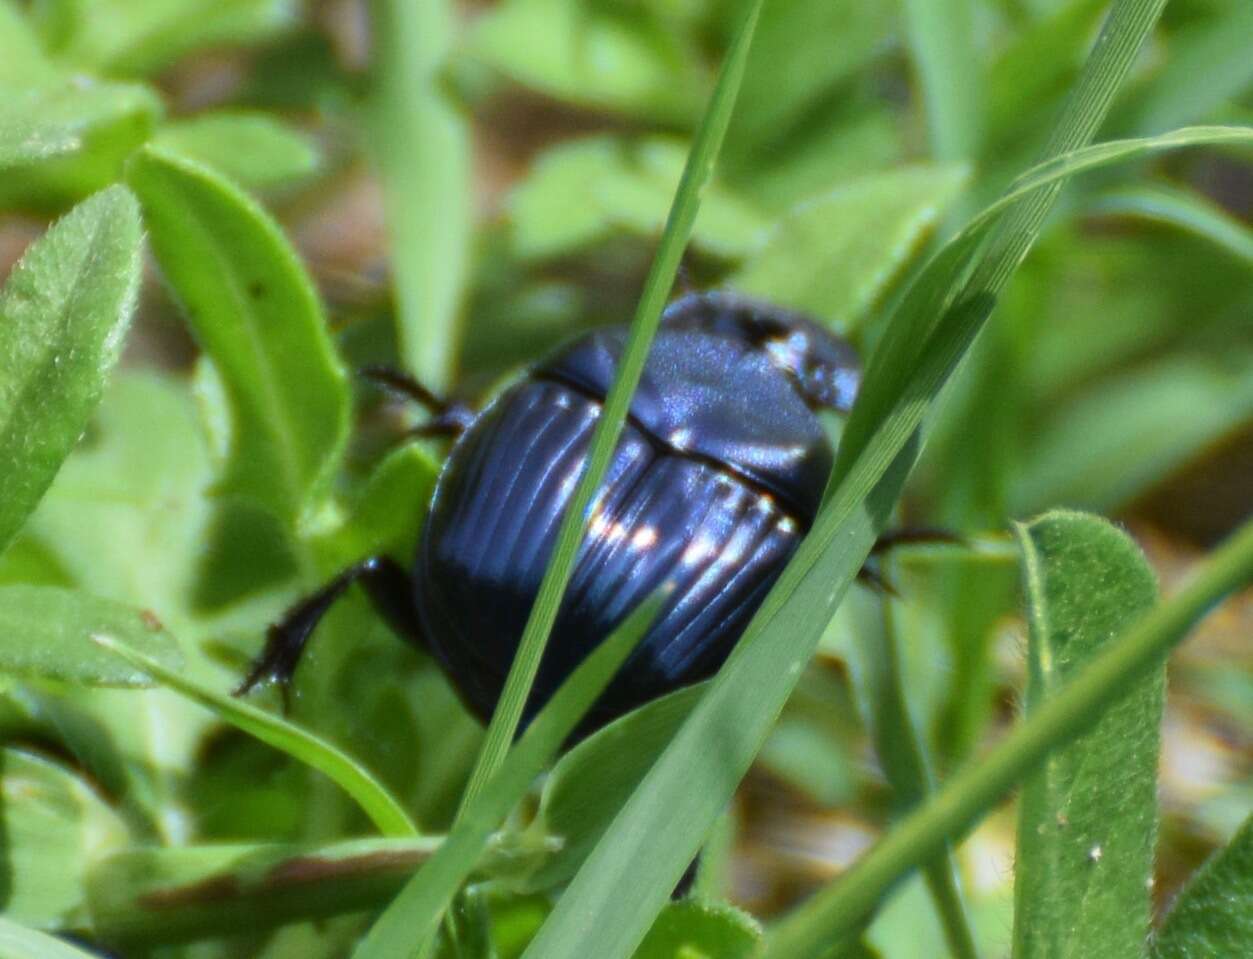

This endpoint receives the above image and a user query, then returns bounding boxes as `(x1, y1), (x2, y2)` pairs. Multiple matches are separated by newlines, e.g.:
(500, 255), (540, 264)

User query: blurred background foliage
(0, 0), (1248, 956)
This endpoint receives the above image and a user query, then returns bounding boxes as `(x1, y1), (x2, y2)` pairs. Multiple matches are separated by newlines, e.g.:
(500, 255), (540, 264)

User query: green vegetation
(0, 1), (1249, 958)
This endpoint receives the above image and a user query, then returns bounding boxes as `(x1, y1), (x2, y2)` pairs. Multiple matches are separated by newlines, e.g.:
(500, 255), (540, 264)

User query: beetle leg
(860, 526), (964, 594)
(359, 365), (476, 438)
(234, 556), (423, 700)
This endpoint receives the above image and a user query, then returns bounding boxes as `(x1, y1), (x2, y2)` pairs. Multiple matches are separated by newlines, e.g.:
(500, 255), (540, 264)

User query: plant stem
(765, 517), (1253, 957)
(865, 595), (980, 959)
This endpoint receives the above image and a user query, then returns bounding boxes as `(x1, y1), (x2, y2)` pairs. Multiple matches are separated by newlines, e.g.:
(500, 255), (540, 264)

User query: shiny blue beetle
(240, 292), (861, 733)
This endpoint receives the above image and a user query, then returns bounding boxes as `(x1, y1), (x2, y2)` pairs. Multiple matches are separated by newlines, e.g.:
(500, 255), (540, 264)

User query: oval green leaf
(1152, 815), (1253, 959)
(1012, 510), (1163, 959)
(152, 111), (319, 191)
(126, 145), (350, 530)
(0, 185), (142, 552)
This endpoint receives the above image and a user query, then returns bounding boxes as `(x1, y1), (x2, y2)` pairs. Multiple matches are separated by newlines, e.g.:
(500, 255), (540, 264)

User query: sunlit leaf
(127, 146), (350, 529)
(0, 186), (142, 551)
(1012, 511), (1163, 959)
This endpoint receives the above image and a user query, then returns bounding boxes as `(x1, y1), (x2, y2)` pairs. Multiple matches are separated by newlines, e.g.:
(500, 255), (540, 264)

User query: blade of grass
(903, 0), (981, 163)
(861, 595), (978, 959)
(455, 0), (767, 813)
(1111, 1), (1253, 136)
(351, 594), (665, 959)
(87, 632), (417, 839)
(1085, 184), (1253, 265)
(522, 4), (1179, 955)
(364, 0), (469, 391)
(765, 515), (1253, 958)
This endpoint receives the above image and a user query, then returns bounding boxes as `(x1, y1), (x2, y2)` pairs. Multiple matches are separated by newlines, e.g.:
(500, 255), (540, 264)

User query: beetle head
(662, 291), (861, 412)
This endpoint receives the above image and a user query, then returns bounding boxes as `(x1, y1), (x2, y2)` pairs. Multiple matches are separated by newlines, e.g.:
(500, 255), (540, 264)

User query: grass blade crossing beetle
(238, 291), (863, 737)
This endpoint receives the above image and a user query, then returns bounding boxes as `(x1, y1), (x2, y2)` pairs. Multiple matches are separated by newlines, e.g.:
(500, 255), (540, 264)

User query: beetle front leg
(235, 556), (423, 698)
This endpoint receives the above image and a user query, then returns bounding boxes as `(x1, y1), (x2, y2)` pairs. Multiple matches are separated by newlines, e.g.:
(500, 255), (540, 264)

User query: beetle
(238, 291), (862, 735)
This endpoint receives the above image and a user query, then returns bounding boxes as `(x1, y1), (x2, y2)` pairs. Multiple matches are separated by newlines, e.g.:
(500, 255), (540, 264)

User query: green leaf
(1112, 2), (1253, 135)
(365, 0), (470, 390)
(309, 443), (441, 569)
(0, 748), (130, 929)
(1012, 511), (1163, 959)
(0, 917), (103, 959)
(903, 0), (981, 162)
(506, 136), (769, 263)
(0, 185), (142, 552)
(457, 0), (767, 816)
(466, 0), (706, 125)
(523, 684), (704, 890)
(0, 585), (182, 687)
(152, 111), (318, 190)
(88, 630), (418, 839)
(1085, 184), (1253, 265)
(1152, 815), (1253, 959)
(731, 165), (968, 332)
(632, 900), (761, 959)
(351, 593), (665, 959)
(724, 0), (894, 169)
(0, 2), (60, 87)
(126, 146), (350, 530)
(0, 81), (161, 208)
(37, 0), (295, 77)
(1013, 352), (1253, 513)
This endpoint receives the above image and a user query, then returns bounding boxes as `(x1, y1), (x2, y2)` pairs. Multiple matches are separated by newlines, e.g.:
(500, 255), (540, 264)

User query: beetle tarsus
(234, 556), (424, 700)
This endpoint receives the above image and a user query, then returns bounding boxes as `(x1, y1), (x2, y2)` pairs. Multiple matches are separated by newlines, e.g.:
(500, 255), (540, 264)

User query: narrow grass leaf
(88, 836), (453, 946)
(529, 6), (1194, 955)
(1012, 511), (1163, 959)
(731, 165), (968, 332)
(0, 748), (131, 930)
(1152, 814), (1253, 959)
(764, 515), (1253, 958)
(352, 594), (664, 959)
(1111, 1), (1253, 136)
(0, 186), (142, 552)
(1014, 351), (1253, 513)
(152, 110), (319, 190)
(127, 146), (350, 530)
(523, 684), (705, 890)
(87, 631), (417, 838)
(457, 0), (767, 812)
(903, 0), (982, 162)
(0, 917), (105, 959)
(365, 0), (469, 390)
(1085, 184), (1253, 265)
(0, 585), (181, 686)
